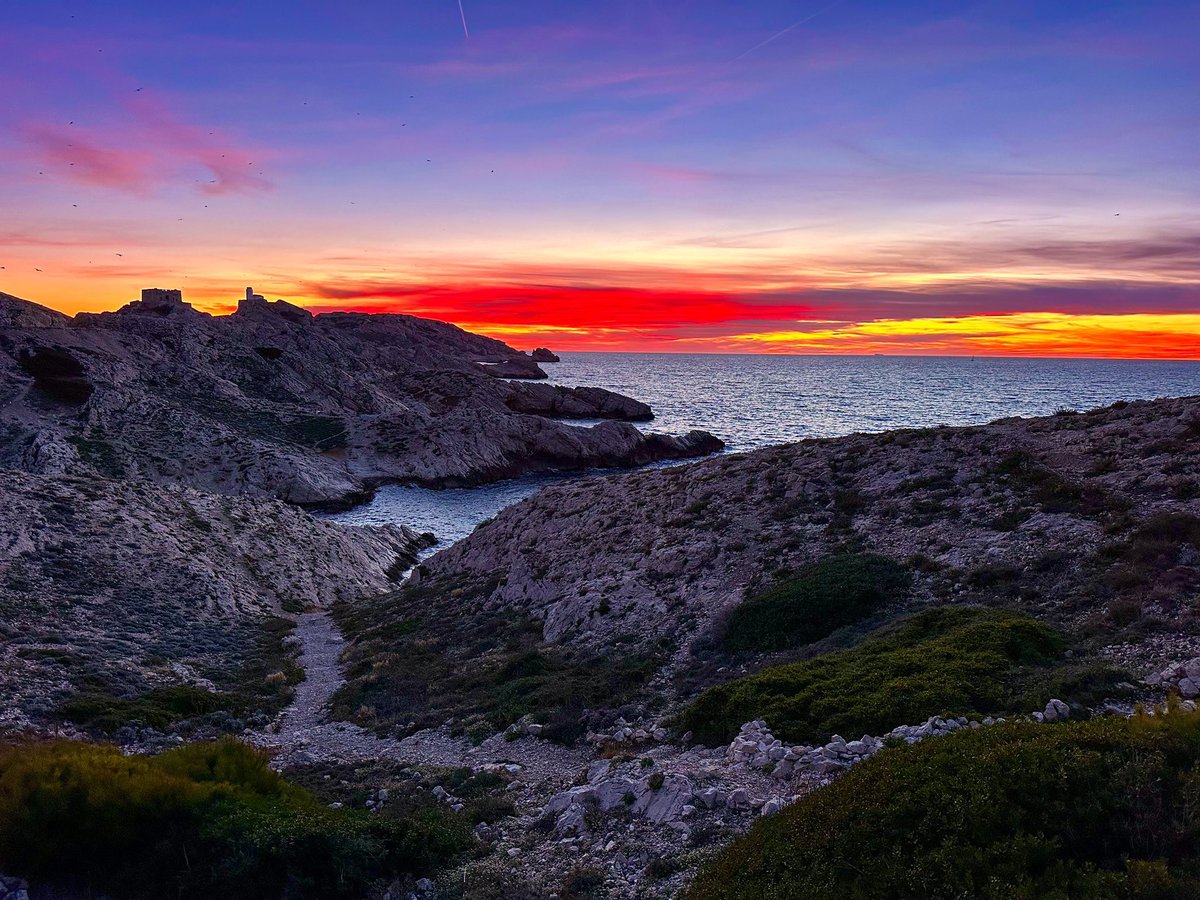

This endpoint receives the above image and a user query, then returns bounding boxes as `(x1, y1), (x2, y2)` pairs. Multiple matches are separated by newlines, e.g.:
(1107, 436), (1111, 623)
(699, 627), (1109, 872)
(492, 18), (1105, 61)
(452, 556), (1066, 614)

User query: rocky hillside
(0, 290), (720, 507)
(0, 469), (420, 730)
(405, 396), (1200, 702)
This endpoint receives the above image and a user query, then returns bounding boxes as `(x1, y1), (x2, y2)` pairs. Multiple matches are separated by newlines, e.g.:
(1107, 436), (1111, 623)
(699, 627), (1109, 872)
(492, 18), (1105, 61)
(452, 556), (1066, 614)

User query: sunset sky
(2, 1), (1197, 357)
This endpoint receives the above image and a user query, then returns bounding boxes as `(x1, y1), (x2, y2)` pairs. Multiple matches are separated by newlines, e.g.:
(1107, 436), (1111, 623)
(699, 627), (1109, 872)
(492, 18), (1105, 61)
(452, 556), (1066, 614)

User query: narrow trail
(249, 612), (587, 787)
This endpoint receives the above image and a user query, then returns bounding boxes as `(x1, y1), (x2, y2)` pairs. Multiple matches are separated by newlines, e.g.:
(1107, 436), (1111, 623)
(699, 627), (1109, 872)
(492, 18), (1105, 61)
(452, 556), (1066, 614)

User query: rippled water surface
(548, 353), (1200, 453)
(331, 354), (1200, 543)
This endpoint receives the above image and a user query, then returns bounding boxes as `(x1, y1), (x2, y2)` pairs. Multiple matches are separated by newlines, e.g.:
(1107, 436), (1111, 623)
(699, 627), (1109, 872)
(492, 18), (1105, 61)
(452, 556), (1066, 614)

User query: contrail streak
(732, 0), (844, 61)
(457, 0), (470, 39)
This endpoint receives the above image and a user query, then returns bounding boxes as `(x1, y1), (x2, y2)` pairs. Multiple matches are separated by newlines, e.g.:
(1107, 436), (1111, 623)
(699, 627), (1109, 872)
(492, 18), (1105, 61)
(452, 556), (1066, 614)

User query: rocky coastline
(2, 290), (1200, 898)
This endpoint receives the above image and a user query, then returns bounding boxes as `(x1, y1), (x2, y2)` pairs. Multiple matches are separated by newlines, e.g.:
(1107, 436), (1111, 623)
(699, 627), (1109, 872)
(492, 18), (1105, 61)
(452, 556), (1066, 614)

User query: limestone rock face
(0, 292), (69, 328)
(0, 291), (721, 506)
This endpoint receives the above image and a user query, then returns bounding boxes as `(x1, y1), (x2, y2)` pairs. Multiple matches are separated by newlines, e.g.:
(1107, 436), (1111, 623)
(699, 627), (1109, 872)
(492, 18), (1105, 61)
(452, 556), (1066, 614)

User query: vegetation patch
(287, 760), (515, 827)
(723, 553), (912, 652)
(682, 607), (1126, 745)
(993, 449), (1115, 517)
(0, 738), (472, 899)
(688, 710), (1200, 900)
(56, 617), (304, 735)
(332, 577), (665, 743)
(57, 685), (230, 732)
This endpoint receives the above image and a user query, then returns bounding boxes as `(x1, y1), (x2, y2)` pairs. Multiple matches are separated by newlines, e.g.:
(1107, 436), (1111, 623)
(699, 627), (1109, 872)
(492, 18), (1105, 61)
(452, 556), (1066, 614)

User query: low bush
(688, 710), (1200, 899)
(723, 553), (911, 652)
(680, 607), (1115, 745)
(0, 738), (472, 898)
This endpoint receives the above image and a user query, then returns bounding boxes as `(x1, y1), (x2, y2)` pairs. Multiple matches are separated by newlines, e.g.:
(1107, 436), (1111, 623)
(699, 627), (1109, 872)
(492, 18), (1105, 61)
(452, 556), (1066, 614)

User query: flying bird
(732, 0), (844, 61)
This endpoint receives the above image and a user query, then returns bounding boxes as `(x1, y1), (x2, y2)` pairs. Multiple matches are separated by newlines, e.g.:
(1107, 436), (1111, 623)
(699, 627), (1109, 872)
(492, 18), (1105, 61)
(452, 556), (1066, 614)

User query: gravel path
(276, 613), (347, 734)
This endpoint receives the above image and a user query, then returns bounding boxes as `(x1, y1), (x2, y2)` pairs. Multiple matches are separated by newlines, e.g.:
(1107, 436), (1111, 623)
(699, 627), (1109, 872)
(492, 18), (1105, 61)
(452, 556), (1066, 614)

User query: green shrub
(688, 710), (1200, 899)
(682, 607), (1077, 745)
(0, 738), (471, 898)
(723, 553), (912, 652)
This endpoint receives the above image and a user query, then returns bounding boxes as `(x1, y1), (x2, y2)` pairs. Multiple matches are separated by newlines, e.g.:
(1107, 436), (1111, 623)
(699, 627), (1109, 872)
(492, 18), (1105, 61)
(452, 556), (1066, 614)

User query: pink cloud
(18, 91), (272, 198)
(24, 126), (160, 194)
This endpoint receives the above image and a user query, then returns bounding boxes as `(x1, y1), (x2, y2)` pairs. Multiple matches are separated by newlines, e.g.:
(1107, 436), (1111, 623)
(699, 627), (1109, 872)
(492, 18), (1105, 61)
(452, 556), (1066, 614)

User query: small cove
(327, 353), (1200, 545)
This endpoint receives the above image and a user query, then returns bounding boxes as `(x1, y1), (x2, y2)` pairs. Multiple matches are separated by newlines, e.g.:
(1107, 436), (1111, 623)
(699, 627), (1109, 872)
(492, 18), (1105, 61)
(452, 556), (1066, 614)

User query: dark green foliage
(682, 607), (1085, 745)
(182, 391), (347, 451)
(67, 431), (127, 478)
(57, 685), (229, 731)
(723, 553), (912, 652)
(561, 867), (608, 899)
(0, 738), (472, 899)
(285, 414), (350, 451)
(993, 450), (1113, 517)
(285, 761), (515, 832)
(1099, 512), (1200, 594)
(688, 710), (1200, 899)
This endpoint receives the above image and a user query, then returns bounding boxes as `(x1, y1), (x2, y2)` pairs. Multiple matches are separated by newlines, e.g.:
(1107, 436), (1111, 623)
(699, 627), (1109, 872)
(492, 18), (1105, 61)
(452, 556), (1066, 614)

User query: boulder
(1043, 698), (1070, 722)
(635, 774), (694, 823)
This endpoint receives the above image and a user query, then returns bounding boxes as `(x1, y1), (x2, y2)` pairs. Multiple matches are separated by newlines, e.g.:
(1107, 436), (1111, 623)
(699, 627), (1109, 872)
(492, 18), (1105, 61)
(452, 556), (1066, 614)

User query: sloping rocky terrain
(0, 468), (421, 731)
(0, 290), (720, 507)
(305, 396), (1200, 897)
(397, 396), (1200, 706)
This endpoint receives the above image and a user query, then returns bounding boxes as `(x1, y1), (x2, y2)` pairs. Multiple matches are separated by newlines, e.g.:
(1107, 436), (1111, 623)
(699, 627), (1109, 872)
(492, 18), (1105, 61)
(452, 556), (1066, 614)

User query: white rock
(1043, 698), (1070, 722)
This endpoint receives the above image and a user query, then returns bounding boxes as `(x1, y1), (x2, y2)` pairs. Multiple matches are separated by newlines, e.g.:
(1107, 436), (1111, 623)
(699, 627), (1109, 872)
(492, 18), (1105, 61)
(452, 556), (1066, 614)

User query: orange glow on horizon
(5, 272), (1199, 361)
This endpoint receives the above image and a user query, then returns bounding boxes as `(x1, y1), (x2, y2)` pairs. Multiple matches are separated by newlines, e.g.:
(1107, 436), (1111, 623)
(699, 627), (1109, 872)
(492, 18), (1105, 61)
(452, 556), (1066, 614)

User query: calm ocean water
(331, 354), (1200, 544)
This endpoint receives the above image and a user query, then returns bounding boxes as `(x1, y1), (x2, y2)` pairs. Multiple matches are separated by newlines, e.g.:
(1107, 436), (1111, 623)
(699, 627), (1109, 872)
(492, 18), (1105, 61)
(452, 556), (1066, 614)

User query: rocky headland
(303, 394), (1200, 895)
(0, 289), (720, 508)
(414, 394), (1200, 681)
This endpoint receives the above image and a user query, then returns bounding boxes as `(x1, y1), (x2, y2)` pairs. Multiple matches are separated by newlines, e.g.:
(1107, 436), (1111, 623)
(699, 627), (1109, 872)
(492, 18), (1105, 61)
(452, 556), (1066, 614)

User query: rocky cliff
(0, 290), (721, 507)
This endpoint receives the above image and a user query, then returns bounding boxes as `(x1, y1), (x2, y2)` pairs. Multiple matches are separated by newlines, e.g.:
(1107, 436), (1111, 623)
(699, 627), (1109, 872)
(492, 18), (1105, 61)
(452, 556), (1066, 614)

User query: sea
(329, 353), (1200, 545)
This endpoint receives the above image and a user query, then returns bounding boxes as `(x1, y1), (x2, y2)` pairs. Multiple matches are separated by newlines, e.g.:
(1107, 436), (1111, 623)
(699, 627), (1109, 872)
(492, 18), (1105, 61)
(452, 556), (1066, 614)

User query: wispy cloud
(17, 91), (272, 197)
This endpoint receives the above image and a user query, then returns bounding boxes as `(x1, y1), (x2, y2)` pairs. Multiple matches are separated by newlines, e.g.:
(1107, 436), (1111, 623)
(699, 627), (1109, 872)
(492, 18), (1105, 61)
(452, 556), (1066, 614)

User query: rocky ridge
(416, 395), (1200, 687)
